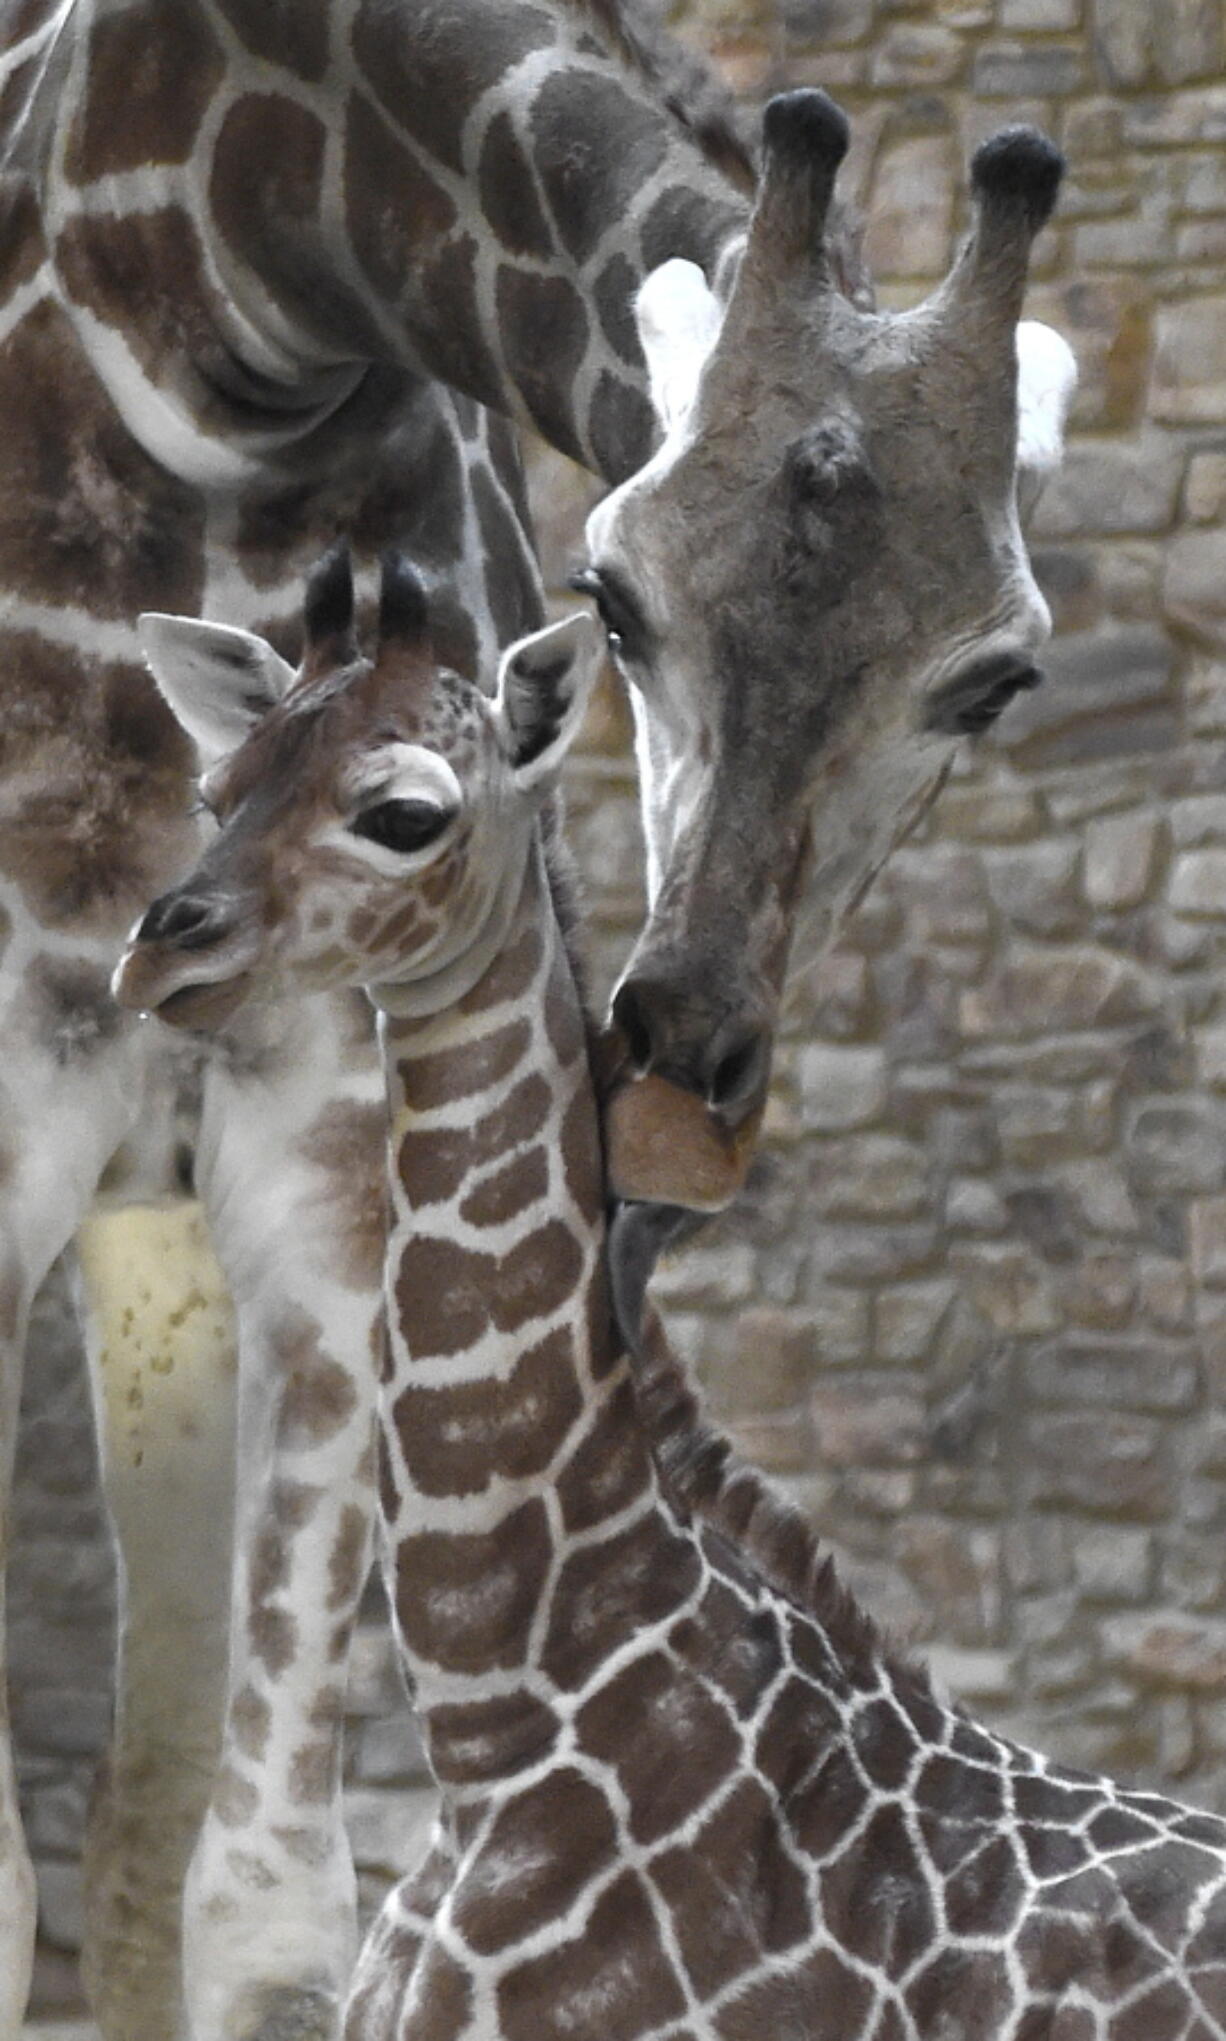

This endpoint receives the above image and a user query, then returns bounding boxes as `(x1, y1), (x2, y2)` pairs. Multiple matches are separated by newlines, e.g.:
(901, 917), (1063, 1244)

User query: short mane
(563, 0), (757, 197)
(628, 1303), (934, 1700)
(563, 1), (874, 307)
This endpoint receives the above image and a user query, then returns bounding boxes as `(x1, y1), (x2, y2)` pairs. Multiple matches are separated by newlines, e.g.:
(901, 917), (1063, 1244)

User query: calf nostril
(708, 1030), (767, 1112)
(138, 891), (228, 949)
(612, 980), (657, 1074)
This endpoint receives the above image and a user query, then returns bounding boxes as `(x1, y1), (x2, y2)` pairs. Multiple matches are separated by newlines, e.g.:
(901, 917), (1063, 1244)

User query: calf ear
(636, 258), (724, 437)
(494, 614), (601, 791)
(138, 615), (297, 764)
(1015, 320), (1077, 516)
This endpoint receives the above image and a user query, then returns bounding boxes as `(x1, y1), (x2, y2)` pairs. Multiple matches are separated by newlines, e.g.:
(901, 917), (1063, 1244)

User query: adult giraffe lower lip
(607, 1199), (696, 1356)
(602, 1066), (765, 1211)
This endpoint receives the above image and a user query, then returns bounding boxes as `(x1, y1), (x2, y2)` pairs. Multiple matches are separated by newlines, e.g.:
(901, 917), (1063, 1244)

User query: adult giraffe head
(112, 547), (601, 1031)
(585, 92), (1075, 1211)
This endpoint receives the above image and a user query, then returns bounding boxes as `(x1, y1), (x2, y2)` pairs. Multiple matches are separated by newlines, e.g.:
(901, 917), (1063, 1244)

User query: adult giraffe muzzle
(585, 90), (1075, 1212)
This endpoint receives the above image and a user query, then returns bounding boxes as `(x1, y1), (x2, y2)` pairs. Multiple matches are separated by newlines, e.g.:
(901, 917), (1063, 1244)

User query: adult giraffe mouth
(607, 1199), (697, 1358)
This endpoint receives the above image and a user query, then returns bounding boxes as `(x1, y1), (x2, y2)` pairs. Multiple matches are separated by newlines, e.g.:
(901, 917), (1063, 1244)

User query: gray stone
(868, 23), (965, 85)
(1083, 812), (1161, 908)
(1153, 297), (1226, 423)
(1101, 1611), (1226, 1688)
(1071, 1525), (1154, 1602)
(795, 1045), (888, 1130)
(983, 840), (1082, 937)
(1127, 1101), (1226, 1193)
(1031, 439), (1183, 539)
(1164, 531), (1226, 649)
(1025, 1337), (1200, 1414)
(972, 40), (1084, 94)
(1168, 847), (1226, 915)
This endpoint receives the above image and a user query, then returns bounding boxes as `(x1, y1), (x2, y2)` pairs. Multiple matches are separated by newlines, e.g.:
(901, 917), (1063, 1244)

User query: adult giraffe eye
(351, 799), (453, 854)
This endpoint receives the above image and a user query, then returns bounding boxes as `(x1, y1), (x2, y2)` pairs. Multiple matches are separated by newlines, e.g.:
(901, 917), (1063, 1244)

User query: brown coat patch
(498, 1869), (687, 2041)
(393, 1326), (582, 1497)
(394, 1219), (583, 1360)
(454, 1769), (618, 1955)
(273, 1316), (359, 1448)
(542, 1513), (702, 1690)
(555, 1378), (651, 1534)
(458, 1145), (549, 1230)
(216, 0), (329, 80)
(352, 0), (554, 178)
(576, 1649), (742, 1845)
(393, 1497), (552, 1675)
(299, 1098), (388, 1292)
(327, 1503), (370, 1614)
(64, 2), (224, 181)
(345, 95), (456, 303)
(651, 1777), (813, 1998)
(407, 1018), (531, 1111)
(425, 1689), (560, 1788)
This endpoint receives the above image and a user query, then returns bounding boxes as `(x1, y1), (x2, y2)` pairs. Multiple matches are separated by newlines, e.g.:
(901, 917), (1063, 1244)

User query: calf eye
(351, 799), (452, 854)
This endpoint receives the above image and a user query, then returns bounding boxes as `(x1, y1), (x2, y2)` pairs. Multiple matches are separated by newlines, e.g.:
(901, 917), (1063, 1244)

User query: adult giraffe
(0, 2), (1071, 2036)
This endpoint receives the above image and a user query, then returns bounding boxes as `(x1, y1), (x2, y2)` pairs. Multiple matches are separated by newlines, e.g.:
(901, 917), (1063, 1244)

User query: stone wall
(12, 0), (1226, 2019)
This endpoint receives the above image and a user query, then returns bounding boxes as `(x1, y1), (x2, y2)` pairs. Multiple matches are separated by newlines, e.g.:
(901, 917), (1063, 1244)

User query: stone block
(1004, 1184), (1085, 1265)
(868, 23), (965, 85)
(1101, 1611), (1226, 1689)
(810, 1376), (926, 1466)
(1196, 1027), (1226, 1090)
(1128, 1101), (1226, 1194)
(993, 1086), (1081, 1168)
(1168, 847), (1226, 915)
(959, 946), (1154, 1040)
(895, 1518), (1002, 1641)
(972, 40), (1084, 93)
(1025, 1411), (1170, 1518)
(1165, 531), (1226, 650)
(946, 1178), (1009, 1234)
(875, 1279), (956, 1363)
(795, 1044), (888, 1129)
(1031, 438), (1182, 539)
(1083, 812), (1160, 909)
(1025, 1336), (1200, 1414)
(1152, 297), (1226, 424)
(1170, 793), (1226, 846)
(811, 1134), (930, 1221)
(802, 947), (872, 1040)
(948, 1245), (1059, 1334)
(1093, 0), (1224, 85)
(1030, 547), (1105, 637)
(1191, 1194), (1226, 1286)
(652, 1239), (757, 1309)
(1060, 1254), (1136, 1328)
(781, 0), (875, 44)
(1071, 1524), (1153, 1602)
(730, 1307), (819, 1411)
(1000, 0), (1082, 25)
(926, 1644), (1015, 1707)
(865, 134), (955, 277)
(983, 840), (1082, 937)
(1122, 87), (1226, 147)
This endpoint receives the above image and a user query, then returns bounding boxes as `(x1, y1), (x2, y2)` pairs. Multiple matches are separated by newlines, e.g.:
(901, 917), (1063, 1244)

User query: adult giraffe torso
(118, 555), (1226, 2041)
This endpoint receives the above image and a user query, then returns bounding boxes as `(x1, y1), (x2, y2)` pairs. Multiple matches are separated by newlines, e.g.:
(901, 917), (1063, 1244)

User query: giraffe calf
(117, 548), (1226, 2041)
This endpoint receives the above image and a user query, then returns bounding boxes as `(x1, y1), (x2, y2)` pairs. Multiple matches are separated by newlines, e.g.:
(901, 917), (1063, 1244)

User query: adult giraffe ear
(494, 613), (601, 790)
(635, 258), (724, 436)
(1014, 319), (1078, 516)
(139, 615), (297, 766)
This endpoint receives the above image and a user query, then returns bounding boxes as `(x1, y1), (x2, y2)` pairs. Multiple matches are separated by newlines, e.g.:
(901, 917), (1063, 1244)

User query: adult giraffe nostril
(708, 1029), (767, 1114)
(137, 890), (233, 950)
(611, 978), (658, 1074)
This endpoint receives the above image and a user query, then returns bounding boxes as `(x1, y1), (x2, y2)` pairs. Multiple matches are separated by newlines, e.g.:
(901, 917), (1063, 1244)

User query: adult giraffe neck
(373, 841), (696, 1787)
(48, 0), (749, 486)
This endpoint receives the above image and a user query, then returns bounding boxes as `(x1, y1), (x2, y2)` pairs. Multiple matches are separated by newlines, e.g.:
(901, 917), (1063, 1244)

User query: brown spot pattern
(299, 1098), (388, 1291)
(345, 94), (456, 302)
(496, 268), (588, 462)
(530, 71), (667, 267)
(395, 1219), (582, 1361)
(543, 1513), (701, 1690)
(498, 1870), (687, 2041)
(555, 1377), (651, 1534)
(408, 1017), (531, 1110)
(577, 1651), (741, 1845)
(65, 2), (224, 180)
(394, 1326), (581, 1497)
(273, 1317), (359, 1448)
(352, 0), (554, 178)
(453, 1770), (618, 1955)
(216, 0), (329, 79)
(459, 1146), (549, 1230)
(393, 1498), (551, 1674)
(652, 1777), (811, 1997)
(426, 1690), (559, 1789)
(478, 111), (554, 260)
(327, 1503), (369, 1613)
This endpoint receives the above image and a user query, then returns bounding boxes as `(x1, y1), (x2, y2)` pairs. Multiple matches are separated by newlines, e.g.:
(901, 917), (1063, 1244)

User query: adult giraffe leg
(181, 993), (384, 2041)
(75, 1200), (238, 2041)
(0, 968), (154, 2041)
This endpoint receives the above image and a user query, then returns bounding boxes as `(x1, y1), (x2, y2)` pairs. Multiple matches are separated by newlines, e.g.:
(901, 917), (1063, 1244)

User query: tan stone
(959, 948), (1154, 1039)
(1083, 812), (1160, 909)
(949, 1246), (1059, 1335)
(810, 1378), (926, 1467)
(1102, 1612), (1226, 1689)
(795, 1045), (888, 1130)
(1152, 297), (1226, 423)
(875, 1278), (955, 1363)
(1168, 847), (1226, 916)
(1191, 1195), (1226, 1287)
(865, 134), (955, 279)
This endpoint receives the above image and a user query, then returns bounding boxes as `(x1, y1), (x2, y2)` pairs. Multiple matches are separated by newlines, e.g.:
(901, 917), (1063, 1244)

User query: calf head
(113, 547), (599, 1030)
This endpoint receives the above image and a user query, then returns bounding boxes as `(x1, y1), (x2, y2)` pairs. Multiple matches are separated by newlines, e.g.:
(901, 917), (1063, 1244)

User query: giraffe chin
(603, 1069), (762, 1213)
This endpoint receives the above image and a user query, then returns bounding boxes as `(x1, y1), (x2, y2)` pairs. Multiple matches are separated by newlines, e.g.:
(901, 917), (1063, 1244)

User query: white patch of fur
(635, 257), (723, 435)
(1015, 319), (1077, 481)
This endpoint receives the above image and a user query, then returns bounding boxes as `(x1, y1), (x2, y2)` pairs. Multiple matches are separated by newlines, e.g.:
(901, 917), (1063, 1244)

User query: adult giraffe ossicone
(2, 4), (1071, 2032)
(118, 551), (1226, 2041)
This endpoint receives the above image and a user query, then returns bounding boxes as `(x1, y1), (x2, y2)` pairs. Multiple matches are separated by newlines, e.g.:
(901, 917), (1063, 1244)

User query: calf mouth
(111, 940), (258, 1034)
